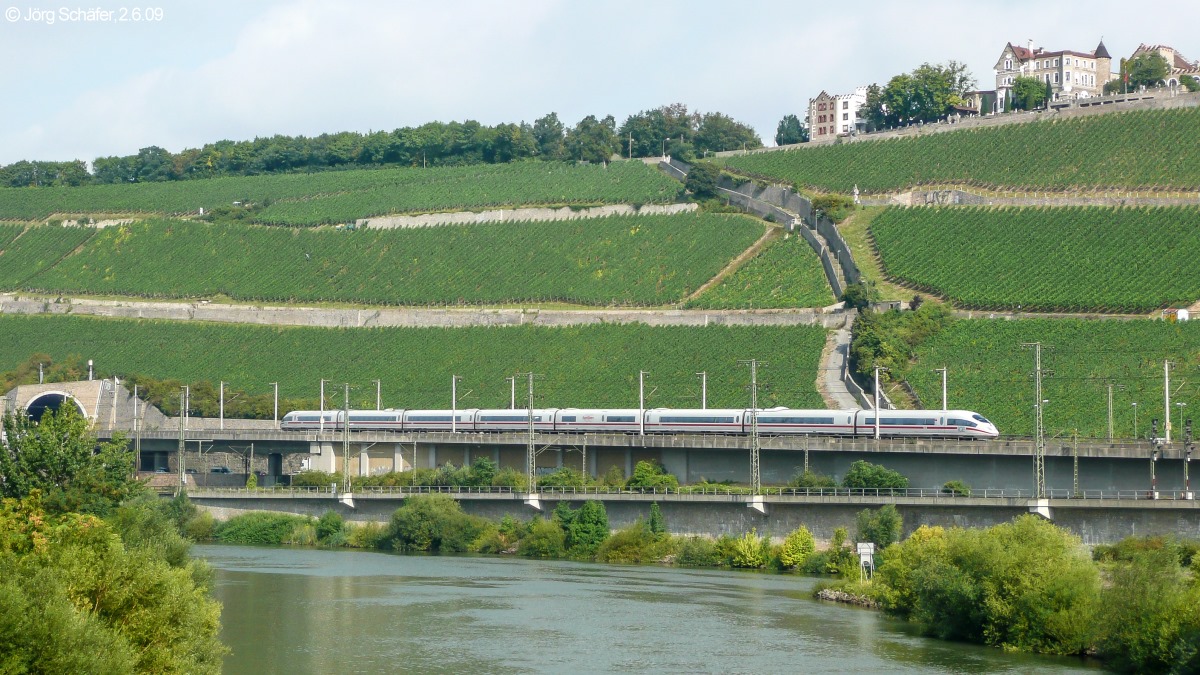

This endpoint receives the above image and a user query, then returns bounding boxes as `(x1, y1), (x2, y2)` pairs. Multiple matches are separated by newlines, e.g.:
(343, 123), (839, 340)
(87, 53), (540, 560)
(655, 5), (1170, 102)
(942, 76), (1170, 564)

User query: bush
(790, 469), (836, 489)
(245, 473), (258, 489)
(855, 505), (903, 549)
(730, 529), (770, 569)
(384, 494), (487, 553)
(942, 480), (971, 497)
(595, 521), (668, 564)
(345, 521), (386, 549)
(779, 526), (816, 569)
(600, 465), (625, 486)
(517, 517), (566, 558)
(648, 502), (666, 537)
(283, 522), (318, 546)
(539, 467), (587, 489)
(811, 193), (855, 222)
(316, 510), (345, 542)
(626, 461), (679, 490)
(841, 460), (908, 490)
(876, 515), (1098, 655)
(216, 512), (314, 545)
(492, 467), (526, 488)
(291, 470), (341, 488)
(1098, 548), (1200, 673)
(566, 501), (610, 556)
(675, 536), (720, 567)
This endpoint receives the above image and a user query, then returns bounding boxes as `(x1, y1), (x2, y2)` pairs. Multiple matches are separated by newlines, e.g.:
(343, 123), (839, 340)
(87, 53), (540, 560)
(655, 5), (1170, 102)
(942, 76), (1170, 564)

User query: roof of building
(1094, 40), (1111, 60)
(1134, 44), (1199, 73)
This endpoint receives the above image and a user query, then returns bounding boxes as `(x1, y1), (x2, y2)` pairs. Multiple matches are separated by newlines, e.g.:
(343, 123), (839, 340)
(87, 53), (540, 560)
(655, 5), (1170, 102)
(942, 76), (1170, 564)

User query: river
(197, 544), (1104, 674)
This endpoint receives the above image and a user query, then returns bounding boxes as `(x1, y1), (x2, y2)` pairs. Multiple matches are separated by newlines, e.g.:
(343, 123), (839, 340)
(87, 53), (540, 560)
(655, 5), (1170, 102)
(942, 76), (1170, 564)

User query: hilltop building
(993, 39), (1114, 110)
(807, 86), (868, 142)
(1130, 44), (1199, 87)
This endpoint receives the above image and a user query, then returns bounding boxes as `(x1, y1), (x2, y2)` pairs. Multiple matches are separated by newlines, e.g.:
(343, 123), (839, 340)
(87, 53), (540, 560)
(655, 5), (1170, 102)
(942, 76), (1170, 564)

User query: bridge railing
(181, 485), (1199, 501)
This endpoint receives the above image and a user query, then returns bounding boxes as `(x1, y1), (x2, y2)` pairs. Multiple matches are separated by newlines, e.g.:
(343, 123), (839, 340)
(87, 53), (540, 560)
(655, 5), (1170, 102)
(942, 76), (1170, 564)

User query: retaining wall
(358, 202), (697, 229)
(0, 294), (848, 328)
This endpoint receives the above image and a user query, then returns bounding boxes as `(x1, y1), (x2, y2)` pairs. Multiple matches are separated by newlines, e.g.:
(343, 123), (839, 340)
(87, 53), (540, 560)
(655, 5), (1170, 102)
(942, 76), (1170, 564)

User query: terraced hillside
(685, 233), (834, 309)
(7, 214), (777, 307)
(904, 318), (1200, 438)
(870, 206), (1200, 313)
(0, 315), (828, 409)
(0, 161), (682, 223)
(722, 107), (1200, 193)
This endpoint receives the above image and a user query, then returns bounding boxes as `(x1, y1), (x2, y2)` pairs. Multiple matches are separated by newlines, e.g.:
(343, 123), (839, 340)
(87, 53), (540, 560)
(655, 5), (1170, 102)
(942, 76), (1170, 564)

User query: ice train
(281, 407), (999, 439)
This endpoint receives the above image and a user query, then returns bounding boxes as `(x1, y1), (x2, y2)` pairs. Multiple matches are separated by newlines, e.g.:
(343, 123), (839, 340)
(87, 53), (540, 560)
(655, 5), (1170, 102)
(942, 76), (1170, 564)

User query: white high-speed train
(280, 407), (999, 439)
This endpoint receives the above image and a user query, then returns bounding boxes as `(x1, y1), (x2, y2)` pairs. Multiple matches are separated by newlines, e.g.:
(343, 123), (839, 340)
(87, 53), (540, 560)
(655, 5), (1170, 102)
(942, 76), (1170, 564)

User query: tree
(684, 161), (721, 200)
(861, 62), (977, 128)
(693, 112), (761, 155)
(855, 504), (903, 548)
(1106, 52), (1172, 94)
(1182, 75), (1200, 92)
(625, 460), (679, 489)
(566, 114), (619, 163)
(779, 526), (816, 568)
(0, 406), (140, 515)
(775, 114), (808, 145)
(532, 112), (566, 160)
(1010, 76), (1048, 111)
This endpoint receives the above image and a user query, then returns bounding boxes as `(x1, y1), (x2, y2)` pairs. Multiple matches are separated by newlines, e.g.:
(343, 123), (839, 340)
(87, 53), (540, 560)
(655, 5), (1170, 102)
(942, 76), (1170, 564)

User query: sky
(0, 0), (1196, 165)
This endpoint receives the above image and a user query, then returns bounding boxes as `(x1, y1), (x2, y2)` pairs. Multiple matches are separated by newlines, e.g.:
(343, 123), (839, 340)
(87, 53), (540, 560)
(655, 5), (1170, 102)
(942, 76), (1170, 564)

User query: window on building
(1054, 58), (1059, 66)
(842, 124), (849, 132)
(1054, 73), (1059, 83)
(1005, 58), (1012, 70)
(843, 112), (849, 120)
(842, 101), (849, 109)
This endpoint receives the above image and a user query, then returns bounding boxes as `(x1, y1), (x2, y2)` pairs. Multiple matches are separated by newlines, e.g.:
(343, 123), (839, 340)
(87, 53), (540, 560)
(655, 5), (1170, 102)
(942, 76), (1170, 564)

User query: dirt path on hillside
(685, 226), (780, 302)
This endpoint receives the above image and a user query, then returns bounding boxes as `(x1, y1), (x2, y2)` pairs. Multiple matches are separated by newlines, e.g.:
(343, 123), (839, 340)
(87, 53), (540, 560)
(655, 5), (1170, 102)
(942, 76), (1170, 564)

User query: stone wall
(0, 294), (847, 329)
(358, 202), (697, 229)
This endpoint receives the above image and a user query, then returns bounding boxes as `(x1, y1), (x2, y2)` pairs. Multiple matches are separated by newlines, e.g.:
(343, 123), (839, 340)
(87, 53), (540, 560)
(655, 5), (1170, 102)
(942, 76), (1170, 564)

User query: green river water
(197, 544), (1105, 674)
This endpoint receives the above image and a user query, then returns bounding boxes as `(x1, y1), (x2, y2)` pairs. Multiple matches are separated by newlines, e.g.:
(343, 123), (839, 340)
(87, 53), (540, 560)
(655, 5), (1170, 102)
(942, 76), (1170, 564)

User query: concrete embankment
(358, 202), (697, 228)
(0, 294), (849, 328)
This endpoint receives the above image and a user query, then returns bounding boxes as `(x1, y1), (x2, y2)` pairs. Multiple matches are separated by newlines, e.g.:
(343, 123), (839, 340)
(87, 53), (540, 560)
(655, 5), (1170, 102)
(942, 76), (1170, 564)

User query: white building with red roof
(1130, 44), (1199, 87)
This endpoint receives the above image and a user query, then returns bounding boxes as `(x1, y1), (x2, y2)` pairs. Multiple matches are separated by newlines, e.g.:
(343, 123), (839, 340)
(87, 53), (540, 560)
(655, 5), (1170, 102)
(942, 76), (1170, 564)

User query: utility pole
(270, 382), (279, 429)
(506, 376), (516, 409)
(873, 366), (889, 439)
(696, 371), (707, 409)
(177, 387), (186, 490)
(342, 384), (351, 493)
(932, 366), (947, 411)
(1185, 418), (1194, 497)
(319, 379), (329, 434)
(1165, 360), (1175, 443)
(1107, 382), (1114, 442)
(38, 362), (43, 384)
(523, 373), (538, 493)
(628, 132), (633, 160)
(372, 379), (381, 410)
(738, 359), (763, 495)
(1021, 342), (1050, 499)
(1133, 401), (1139, 439)
(639, 370), (648, 436)
(451, 375), (462, 433)
(219, 381), (225, 430)
(1072, 430), (1079, 498)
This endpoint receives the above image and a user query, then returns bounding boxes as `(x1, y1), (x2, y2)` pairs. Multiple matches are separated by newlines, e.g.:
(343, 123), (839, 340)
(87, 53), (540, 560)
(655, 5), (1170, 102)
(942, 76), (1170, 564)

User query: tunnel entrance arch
(25, 392), (88, 423)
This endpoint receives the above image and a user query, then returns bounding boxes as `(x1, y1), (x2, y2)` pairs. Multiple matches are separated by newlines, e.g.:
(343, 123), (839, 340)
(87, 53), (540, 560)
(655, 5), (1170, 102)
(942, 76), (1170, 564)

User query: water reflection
(198, 545), (1102, 674)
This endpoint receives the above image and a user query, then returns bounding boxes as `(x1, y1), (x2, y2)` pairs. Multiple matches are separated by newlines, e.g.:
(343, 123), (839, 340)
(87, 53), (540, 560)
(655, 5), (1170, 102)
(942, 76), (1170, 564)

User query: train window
(480, 415), (528, 422)
(606, 415), (636, 422)
(561, 415), (576, 422)
(408, 415), (453, 422)
(297, 415), (319, 422)
(972, 414), (991, 424)
(758, 416), (834, 425)
(659, 416), (735, 424)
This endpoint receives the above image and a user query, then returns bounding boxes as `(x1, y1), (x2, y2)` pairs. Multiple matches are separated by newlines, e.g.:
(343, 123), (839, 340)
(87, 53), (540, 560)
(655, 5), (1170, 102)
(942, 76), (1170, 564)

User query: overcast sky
(0, 0), (1194, 165)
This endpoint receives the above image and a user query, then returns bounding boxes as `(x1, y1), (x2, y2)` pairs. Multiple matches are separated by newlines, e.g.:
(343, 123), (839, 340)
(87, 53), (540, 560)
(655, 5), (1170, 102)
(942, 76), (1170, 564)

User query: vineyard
(904, 318), (1200, 438)
(686, 232), (835, 309)
(870, 206), (1200, 313)
(0, 161), (682, 222)
(0, 224), (95, 288)
(19, 214), (769, 307)
(0, 315), (828, 409)
(722, 107), (1200, 193)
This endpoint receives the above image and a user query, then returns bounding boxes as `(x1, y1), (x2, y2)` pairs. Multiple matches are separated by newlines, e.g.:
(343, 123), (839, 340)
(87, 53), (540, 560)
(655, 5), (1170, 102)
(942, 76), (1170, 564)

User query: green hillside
(871, 206), (1200, 313)
(12, 214), (772, 307)
(0, 161), (681, 223)
(723, 107), (1200, 193)
(686, 232), (835, 309)
(0, 315), (828, 409)
(905, 318), (1200, 438)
